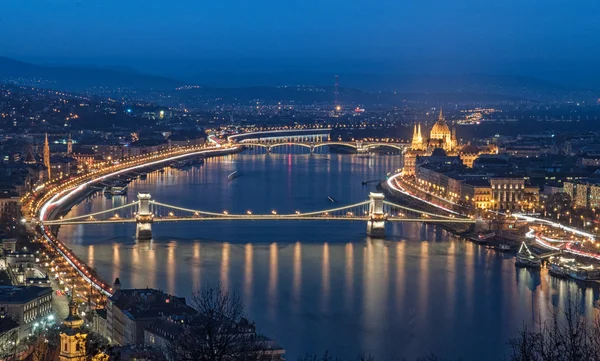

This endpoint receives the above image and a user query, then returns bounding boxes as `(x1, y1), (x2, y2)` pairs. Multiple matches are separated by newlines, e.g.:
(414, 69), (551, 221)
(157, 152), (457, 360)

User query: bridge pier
(366, 192), (386, 237)
(136, 193), (153, 241)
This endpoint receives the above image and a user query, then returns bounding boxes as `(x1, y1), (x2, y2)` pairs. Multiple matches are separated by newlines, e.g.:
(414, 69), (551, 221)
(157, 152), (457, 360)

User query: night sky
(2, 0), (600, 80)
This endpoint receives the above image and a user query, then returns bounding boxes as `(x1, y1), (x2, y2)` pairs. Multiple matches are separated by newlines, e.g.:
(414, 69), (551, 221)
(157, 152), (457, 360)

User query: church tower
(67, 133), (73, 155)
(59, 300), (87, 361)
(411, 123), (424, 151)
(43, 133), (51, 180)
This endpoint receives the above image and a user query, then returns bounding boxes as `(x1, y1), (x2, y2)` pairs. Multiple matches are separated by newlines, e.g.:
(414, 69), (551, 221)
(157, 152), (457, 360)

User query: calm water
(59, 151), (600, 361)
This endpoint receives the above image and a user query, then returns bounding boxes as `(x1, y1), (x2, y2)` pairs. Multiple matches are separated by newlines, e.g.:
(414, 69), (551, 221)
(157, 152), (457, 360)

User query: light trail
(512, 213), (595, 241)
(386, 173), (462, 216)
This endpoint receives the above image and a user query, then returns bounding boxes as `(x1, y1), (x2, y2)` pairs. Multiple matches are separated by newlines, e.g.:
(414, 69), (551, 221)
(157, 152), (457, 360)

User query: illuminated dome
(430, 121), (451, 139)
(429, 107), (455, 152)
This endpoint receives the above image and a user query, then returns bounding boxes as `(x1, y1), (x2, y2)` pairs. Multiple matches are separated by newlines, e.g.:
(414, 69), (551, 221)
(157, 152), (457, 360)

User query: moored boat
(515, 242), (541, 268)
(547, 256), (600, 281)
(104, 185), (128, 196)
(487, 242), (517, 253)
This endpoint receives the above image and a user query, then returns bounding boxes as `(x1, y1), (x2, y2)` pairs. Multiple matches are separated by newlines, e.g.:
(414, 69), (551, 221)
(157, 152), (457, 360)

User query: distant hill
(188, 72), (594, 102)
(0, 56), (594, 102)
(0, 57), (184, 91)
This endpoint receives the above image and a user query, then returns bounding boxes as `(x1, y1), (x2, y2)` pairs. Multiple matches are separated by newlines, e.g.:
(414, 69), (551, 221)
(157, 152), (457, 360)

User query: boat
(515, 242), (541, 268)
(104, 185), (128, 196)
(487, 242), (517, 253)
(548, 262), (569, 278)
(228, 171), (241, 181)
(171, 157), (205, 169)
(328, 196), (336, 203)
(546, 257), (600, 281)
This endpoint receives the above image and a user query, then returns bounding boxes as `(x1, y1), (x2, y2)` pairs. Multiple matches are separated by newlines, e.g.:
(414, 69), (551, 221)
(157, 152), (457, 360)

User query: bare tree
(167, 283), (272, 361)
(30, 336), (53, 361)
(508, 299), (600, 361)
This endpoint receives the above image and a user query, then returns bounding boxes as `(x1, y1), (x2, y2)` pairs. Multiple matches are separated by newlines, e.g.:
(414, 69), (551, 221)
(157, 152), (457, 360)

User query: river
(58, 149), (600, 361)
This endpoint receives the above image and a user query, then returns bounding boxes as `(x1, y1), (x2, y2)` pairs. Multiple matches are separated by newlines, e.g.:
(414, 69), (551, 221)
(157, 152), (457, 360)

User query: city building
(564, 179), (600, 209)
(105, 288), (196, 346)
(0, 285), (53, 339)
(0, 195), (20, 221)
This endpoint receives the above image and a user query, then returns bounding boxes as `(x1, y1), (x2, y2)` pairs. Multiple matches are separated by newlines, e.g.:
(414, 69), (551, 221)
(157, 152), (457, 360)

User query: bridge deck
(43, 216), (475, 225)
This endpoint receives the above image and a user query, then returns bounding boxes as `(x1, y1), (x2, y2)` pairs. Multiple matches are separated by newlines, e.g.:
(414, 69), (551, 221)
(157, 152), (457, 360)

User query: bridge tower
(356, 140), (368, 154)
(366, 192), (386, 237)
(136, 193), (153, 241)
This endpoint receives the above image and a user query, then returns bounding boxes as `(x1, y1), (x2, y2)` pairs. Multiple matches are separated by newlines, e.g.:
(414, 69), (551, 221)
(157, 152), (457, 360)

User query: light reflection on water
(59, 152), (600, 361)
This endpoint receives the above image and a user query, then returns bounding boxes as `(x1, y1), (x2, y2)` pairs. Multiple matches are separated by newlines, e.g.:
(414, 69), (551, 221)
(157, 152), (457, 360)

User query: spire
(63, 298), (84, 329)
(438, 106), (444, 122)
(67, 133), (73, 154)
(43, 133), (51, 180)
(412, 123), (424, 151)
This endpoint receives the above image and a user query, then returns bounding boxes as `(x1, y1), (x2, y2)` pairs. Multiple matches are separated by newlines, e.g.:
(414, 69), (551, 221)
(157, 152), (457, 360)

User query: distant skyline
(3, 0), (600, 87)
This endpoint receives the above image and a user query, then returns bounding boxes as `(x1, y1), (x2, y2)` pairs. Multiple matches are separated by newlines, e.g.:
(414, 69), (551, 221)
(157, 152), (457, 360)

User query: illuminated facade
(564, 180), (600, 209)
(458, 143), (498, 168)
(403, 108), (457, 175)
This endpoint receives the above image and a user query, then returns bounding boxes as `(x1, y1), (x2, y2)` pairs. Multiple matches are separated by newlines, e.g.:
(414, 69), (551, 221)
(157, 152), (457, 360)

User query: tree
(508, 299), (600, 361)
(30, 336), (53, 361)
(0, 316), (19, 360)
(167, 283), (272, 361)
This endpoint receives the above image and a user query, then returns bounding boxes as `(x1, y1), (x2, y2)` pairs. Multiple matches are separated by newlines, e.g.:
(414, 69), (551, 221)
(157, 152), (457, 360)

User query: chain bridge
(42, 193), (474, 240)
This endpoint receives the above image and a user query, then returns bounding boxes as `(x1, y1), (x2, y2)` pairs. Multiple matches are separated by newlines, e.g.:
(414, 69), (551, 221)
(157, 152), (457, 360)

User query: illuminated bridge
(227, 128), (408, 153)
(43, 192), (474, 240)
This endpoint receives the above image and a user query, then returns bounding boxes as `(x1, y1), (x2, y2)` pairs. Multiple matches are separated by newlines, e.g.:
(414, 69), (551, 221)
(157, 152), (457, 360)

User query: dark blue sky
(2, 0), (600, 80)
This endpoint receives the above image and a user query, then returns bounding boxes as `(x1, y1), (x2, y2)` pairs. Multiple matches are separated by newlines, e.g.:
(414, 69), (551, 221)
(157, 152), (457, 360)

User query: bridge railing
(43, 201), (140, 225)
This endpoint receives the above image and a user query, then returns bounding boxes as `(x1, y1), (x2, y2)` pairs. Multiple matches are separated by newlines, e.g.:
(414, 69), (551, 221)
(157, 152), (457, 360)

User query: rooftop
(110, 288), (196, 321)
(0, 285), (52, 304)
